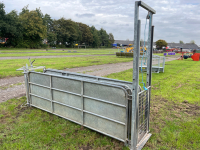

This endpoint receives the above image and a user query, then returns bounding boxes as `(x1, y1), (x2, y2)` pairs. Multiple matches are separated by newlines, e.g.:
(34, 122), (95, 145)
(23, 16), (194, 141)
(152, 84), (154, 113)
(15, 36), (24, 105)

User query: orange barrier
(191, 53), (200, 61)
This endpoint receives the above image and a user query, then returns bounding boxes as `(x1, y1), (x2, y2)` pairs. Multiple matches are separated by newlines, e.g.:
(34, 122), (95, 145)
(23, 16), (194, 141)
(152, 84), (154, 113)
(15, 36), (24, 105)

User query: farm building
(167, 43), (199, 50)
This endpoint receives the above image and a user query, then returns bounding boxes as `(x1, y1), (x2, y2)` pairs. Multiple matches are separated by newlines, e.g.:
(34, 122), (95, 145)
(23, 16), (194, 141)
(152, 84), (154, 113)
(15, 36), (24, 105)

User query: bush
(55, 44), (66, 48)
(16, 41), (30, 48)
(40, 44), (48, 49)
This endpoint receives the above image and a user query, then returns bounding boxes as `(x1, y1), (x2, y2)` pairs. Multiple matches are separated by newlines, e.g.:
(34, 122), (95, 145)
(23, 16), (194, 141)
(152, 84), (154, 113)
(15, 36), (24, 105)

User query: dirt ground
(0, 56), (178, 103)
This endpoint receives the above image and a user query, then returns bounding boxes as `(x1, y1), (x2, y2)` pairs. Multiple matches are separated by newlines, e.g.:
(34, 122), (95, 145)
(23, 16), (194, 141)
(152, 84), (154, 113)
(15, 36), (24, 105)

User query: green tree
(109, 33), (114, 44)
(155, 39), (167, 49)
(77, 22), (93, 45)
(90, 26), (100, 48)
(0, 3), (6, 38)
(179, 40), (184, 44)
(0, 3), (22, 47)
(190, 40), (195, 44)
(19, 10), (47, 48)
(54, 18), (79, 46)
(99, 28), (109, 46)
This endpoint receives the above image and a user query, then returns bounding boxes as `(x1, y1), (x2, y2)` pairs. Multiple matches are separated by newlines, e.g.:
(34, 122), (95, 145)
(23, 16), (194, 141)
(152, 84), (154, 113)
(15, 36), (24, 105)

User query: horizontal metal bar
(83, 124), (125, 142)
(53, 100), (82, 111)
(30, 93), (51, 102)
(83, 110), (126, 126)
(138, 86), (151, 95)
(51, 88), (81, 97)
(136, 133), (152, 150)
(44, 69), (132, 91)
(29, 82), (50, 89)
(45, 68), (133, 85)
(83, 95), (126, 108)
(138, 1), (156, 14)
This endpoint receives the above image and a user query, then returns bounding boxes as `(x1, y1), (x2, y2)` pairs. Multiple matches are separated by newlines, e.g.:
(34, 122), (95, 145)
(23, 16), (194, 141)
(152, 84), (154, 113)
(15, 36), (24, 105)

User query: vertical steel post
(163, 56), (165, 72)
(81, 81), (84, 125)
(50, 76), (54, 113)
(24, 72), (30, 106)
(146, 12), (153, 87)
(131, 1), (140, 149)
(147, 26), (154, 132)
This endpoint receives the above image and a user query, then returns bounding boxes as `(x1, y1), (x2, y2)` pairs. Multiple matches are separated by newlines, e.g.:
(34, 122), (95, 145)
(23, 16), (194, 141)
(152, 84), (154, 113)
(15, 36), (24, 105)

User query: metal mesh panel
(138, 89), (149, 142)
(139, 56), (165, 73)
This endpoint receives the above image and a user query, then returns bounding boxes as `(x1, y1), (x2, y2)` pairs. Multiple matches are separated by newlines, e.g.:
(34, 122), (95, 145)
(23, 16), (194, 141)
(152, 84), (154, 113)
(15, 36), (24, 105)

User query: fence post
(131, 1), (140, 149)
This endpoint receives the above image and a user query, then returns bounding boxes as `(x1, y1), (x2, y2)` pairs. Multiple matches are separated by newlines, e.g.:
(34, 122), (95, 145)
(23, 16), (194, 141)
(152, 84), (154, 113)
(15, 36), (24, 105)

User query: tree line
(0, 3), (115, 48)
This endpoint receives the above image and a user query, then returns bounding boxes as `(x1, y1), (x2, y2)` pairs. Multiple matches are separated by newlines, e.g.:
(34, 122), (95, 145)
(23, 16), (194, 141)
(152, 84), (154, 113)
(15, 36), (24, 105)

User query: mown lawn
(0, 48), (118, 57)
(0, 58), (199, 149)
(0, 55), (133, 78)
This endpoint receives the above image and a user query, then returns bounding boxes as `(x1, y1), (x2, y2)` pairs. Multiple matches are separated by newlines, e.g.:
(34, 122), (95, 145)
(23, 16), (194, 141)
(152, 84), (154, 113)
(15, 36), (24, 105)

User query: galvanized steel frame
(139, 55), (166, 73)
(131, 1), (155, 150)
(26, 71), (130, 143)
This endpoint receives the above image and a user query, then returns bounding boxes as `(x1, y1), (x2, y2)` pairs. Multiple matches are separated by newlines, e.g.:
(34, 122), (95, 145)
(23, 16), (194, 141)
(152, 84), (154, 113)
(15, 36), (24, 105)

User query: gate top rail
(138, 1), (156, 14)
(29, 71), (129, 96)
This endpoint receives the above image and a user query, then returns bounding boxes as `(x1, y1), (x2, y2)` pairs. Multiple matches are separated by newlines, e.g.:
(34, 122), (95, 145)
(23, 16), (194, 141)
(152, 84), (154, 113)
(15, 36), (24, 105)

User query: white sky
(3, 0), (200, 45)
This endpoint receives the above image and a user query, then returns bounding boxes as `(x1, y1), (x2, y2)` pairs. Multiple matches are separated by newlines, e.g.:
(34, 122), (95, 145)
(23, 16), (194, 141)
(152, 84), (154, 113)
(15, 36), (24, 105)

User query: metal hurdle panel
(26, 71), (130, 143)
(139, 55), (165, 73)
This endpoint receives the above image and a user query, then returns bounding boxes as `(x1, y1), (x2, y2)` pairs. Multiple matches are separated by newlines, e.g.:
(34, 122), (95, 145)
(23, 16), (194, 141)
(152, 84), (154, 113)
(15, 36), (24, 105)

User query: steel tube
(146, 12), (153, 88)
(81, 81), (84, 125)
(138, 1), (156, 14)
(131, 1), (140, 148)
(83, 110), (126, 126)
(50, 76), (54, 113)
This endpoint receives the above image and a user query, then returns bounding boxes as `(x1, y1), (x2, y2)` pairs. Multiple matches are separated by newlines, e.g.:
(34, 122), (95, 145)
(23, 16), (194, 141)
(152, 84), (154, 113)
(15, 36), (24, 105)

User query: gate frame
(131, 1), (156, 150)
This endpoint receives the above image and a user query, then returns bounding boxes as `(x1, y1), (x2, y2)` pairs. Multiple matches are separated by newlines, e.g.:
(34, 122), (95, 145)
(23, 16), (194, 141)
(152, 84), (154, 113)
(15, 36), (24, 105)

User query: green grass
(0, 58), (199, 149)
(0, 48), (118, 57)
(0, 56), (133, 78)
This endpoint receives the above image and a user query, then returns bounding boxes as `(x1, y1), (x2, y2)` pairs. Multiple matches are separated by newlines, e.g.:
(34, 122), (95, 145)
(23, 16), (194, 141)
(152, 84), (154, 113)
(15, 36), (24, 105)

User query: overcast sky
(3, 0), (200, 45)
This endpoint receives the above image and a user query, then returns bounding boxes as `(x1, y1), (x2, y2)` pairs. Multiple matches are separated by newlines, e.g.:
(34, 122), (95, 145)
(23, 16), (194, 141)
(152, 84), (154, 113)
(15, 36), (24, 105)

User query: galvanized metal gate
(26, 71), (130, 142)
(20, 1), (155, 150)
(139, 55), (166, 73)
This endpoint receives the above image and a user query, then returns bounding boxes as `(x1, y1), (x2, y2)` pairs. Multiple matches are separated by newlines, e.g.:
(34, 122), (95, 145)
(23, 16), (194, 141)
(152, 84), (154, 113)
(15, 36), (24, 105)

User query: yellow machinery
(126, 44), (147, 53)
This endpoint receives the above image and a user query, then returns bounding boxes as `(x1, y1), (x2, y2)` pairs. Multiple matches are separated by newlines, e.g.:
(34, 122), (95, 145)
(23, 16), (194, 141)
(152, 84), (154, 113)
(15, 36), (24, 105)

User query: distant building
(113, 40), (200, 50)
(113, 40), (134, 47)
(167, 43), (199, 50)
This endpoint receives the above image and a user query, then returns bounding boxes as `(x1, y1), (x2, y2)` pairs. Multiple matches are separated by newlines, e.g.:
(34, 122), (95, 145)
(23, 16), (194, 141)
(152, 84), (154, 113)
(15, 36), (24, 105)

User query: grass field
(0, 48), (119, 57)
(0, 48), (182, 57)
(0, 58), (199, 149)
(0, 55), (133, 78)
